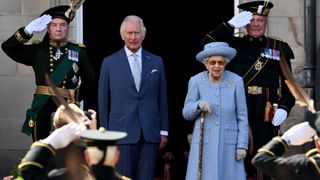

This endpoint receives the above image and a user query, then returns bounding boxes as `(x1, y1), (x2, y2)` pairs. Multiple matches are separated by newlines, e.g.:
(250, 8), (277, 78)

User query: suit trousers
(116, 136), (158, 180)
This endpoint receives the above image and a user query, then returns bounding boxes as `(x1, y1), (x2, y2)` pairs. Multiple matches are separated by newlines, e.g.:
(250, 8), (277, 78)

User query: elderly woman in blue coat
(182, 42), (249, 180)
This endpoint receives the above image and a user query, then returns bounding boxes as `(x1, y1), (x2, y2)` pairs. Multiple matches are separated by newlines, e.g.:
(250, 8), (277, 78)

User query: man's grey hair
(120, 15), (146, 36)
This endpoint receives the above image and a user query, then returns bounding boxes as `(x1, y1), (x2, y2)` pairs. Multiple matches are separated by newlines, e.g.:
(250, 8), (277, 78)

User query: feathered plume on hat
(40, 0), (85, 24)
(238, 0), (273, 16)
(65, 0), (85, 22)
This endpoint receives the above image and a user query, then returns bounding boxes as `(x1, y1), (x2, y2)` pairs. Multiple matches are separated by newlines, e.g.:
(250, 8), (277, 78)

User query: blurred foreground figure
(18, 103), (130, 179)
(252, 111), (320, 180)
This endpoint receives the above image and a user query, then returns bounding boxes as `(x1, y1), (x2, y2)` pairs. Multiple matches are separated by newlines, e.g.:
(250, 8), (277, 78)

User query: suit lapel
(140, 50), (152, 92)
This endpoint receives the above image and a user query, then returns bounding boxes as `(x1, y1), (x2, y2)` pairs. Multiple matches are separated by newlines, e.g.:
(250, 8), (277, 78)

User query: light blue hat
(196, 42), (237, 63)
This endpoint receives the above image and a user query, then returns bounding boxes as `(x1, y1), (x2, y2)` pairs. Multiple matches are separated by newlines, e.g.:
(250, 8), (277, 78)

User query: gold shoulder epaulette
(68, 40), (86, 48)
(268, 36), (284, 42)
(306, 148), (320, 157)
(31, 39), (41, 44)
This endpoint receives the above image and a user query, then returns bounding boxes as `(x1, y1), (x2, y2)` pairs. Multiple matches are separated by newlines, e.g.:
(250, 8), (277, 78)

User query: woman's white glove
(228, 11), (253, 28)
(272, 108), (288, 126)
(25, 15), (52, 34)
(198, 101), (212, 114)
(40, 122), (81, 149)
(281, 122), (316, 146)
(236, 148), (247, 160)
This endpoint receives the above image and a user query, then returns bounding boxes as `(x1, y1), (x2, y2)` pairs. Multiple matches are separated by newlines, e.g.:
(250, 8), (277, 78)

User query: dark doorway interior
(83, 1), (233, 179)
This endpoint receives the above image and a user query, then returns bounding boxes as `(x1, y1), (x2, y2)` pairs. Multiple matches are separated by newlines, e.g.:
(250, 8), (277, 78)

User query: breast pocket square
(150, 69), (158, 73)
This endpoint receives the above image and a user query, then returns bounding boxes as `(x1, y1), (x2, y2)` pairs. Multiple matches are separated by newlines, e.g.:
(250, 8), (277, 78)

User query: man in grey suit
(98, 15), (169, 180)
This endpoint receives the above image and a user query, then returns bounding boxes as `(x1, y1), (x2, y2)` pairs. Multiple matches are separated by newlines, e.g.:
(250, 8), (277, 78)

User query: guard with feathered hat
(1, 0), (96, 142)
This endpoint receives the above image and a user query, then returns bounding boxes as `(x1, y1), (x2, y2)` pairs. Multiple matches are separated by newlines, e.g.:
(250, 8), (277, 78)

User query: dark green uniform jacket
(1, 27), (95, 140)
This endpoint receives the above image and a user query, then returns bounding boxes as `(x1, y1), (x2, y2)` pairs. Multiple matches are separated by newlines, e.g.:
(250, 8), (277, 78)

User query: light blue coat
(182, 71), (248, 180)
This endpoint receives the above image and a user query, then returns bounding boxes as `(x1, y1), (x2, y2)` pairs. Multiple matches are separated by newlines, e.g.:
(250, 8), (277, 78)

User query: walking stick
(198, 112), (205, 180)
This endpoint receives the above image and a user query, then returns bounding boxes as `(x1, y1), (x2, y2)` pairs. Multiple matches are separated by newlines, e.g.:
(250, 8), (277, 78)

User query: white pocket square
(150, 69), (158, 73)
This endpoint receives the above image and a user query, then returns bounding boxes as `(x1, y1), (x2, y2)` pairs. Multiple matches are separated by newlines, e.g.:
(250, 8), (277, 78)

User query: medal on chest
(49, 46), (68, 61)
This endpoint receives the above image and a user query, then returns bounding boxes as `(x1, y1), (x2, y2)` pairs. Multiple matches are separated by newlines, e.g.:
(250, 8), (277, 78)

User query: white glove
(40, 122), (81, 149)
(272, 108), (288, 126)
(282, 121), (316, 146)
(198, 101), (212, 114)
(228, 11), (253, 28)
(236, 148), (247, 160)
(25, 15), (52, 34)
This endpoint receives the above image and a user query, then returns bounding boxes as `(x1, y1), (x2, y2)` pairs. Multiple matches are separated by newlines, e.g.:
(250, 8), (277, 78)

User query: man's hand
(272, 109), (288, 126)
(25, 15), (52, 34)
(228, 11), (253, 28)
(198, 101), (212, 114)
(87, 109), (97, 130)
(159, 135), (168, 149)
(282, 121), (316, 146)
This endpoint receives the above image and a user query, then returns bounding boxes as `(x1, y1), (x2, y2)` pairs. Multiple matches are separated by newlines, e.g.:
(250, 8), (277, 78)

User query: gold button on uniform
(28, 119), (34, 127)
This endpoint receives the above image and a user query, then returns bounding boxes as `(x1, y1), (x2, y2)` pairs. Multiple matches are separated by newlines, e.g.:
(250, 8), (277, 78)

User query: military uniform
(18, 142), (118, 180)
(252, 137), (320, 180)
(1, 27), (95, 140)
(201, 19), (295, 177)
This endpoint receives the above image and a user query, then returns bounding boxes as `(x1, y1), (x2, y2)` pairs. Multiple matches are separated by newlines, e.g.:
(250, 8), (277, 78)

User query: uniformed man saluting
(1, 4), (95, 141)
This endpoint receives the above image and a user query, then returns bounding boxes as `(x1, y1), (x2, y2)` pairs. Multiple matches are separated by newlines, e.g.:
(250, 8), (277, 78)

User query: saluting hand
(40, 122), (82, 150)
(282, 121), (316, 146)
(25, 14), (52, 34)
(228, 11), (253, 29)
